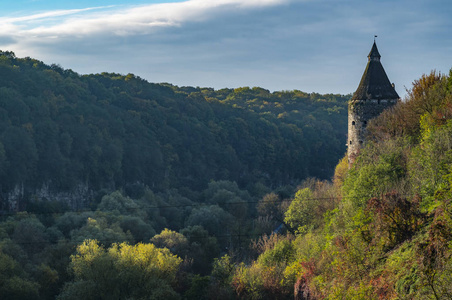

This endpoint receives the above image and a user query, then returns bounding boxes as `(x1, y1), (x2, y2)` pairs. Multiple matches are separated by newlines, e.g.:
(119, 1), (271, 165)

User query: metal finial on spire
(374, 35), (378, 42)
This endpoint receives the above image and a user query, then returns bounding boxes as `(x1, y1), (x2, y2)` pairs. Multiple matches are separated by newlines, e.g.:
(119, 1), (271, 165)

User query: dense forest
(0, 50), (348, 202)
(1, 50), (451, 299)
(0, 50), (349, 299)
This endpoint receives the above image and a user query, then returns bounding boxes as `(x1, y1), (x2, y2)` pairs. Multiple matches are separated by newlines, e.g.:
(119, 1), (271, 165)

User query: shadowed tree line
(0, 51), (348, 207)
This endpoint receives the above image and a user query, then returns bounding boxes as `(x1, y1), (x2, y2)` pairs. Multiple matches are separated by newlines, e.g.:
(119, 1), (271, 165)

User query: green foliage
(284, 179), (338, 234)
(12, 217), (48, 255)
(232, 236), (296, 299)
(205, 255), (237, 299)
(0, 250), (40, 300)
(0, 53), (348, 197)
(184, 275), (210, 300)
(409, 119), (452, 210)
(59, 240), (182, 300)
(119, 215), (156, 242)
(185, 205), (233, 237)
(204, 180), (251, 220)
(150, 228), (189, 255)
(180, 225), (220, 274)
(151, 227), (219, 275)
(233, 262), (266, 299)
(69, 216), (133, 245)
(284, 188), (314, 231)
(211, 254), (235, 284)
(342, 138), (409, 210)
(367, 192), (425, 250)
(255, 192), (291, 235)
(258, 238), (296, 267)
(233, 260), (293, 299)
(415, 206), (452, 298)
(97, 191), (140, 216)
(237, 69), (452, 300)
(333, 155), (348, 189)
(292, 229), (326, 262)
(368, 70), (450, 141)
(54, 212), (95, 237)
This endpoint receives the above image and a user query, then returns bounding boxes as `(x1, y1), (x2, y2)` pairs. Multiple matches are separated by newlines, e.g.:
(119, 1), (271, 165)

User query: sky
(0, 0), (450, 96)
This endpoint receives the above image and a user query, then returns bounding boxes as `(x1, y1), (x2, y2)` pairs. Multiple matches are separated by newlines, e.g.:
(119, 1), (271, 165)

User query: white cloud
(0, 0), (289, 38)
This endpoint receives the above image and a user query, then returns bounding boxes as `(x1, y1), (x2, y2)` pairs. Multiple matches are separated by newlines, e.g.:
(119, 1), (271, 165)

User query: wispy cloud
(0, 7), (110, 24)
(0, 0), (289, 38)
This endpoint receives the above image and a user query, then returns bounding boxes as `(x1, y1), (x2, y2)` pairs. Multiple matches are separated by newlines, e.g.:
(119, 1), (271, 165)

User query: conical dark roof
(368, 42), (381, 60)
(352, 42), (399, 100)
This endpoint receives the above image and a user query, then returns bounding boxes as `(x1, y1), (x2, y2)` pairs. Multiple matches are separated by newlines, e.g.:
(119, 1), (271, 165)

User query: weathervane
(374, 35), (378, 42)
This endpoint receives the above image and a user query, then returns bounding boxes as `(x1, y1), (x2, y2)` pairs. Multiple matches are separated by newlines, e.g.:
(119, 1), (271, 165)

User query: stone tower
(348, 41), (400, 164)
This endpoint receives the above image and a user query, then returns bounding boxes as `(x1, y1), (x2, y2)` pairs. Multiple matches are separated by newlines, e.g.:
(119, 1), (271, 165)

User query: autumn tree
(58, 240), (182, 299)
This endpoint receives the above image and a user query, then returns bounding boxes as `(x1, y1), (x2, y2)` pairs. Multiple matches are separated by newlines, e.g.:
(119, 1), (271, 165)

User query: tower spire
(347, 41), (399, 165)
(354, 41), (397, 101)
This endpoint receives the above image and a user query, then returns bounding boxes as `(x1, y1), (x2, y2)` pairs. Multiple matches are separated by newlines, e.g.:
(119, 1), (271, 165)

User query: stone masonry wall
(347, 99), (398, 164)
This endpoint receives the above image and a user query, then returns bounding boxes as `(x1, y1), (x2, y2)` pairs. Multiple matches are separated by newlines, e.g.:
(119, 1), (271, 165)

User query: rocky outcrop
(4, 182), (93, 211)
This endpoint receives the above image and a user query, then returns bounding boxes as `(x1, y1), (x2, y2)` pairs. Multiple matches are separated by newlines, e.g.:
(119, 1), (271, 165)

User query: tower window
(349, 140), (352, 145)
(352, 121), (355, 125)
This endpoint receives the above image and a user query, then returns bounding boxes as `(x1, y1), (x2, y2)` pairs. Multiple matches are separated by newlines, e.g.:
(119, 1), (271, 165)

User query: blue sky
(0, 0), (450, 96)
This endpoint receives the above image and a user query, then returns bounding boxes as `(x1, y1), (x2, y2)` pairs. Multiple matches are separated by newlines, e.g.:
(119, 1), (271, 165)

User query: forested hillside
(0, 50), (347, 204)
(0, 51), (350, 299)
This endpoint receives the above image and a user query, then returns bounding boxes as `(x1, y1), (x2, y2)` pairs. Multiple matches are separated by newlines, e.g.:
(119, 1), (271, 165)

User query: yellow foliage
(333, 155), (348, 190)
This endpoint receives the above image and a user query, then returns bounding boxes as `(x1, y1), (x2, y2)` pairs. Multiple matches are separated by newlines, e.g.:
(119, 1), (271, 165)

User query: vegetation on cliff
(232, 69), (452, 299)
